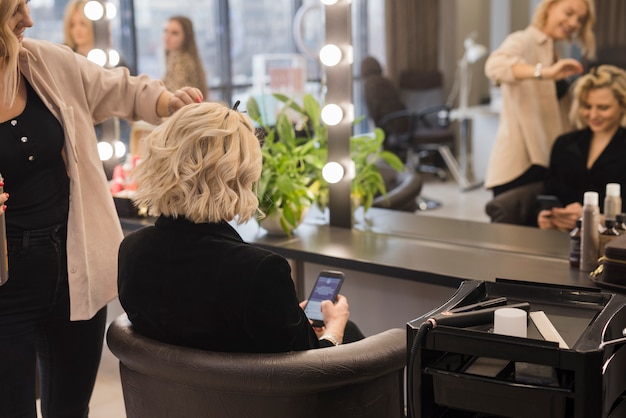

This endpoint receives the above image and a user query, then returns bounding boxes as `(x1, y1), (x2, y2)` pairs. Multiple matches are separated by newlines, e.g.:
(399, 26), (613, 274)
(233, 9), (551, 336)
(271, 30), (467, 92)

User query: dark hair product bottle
(615, 213), (626, 233)
(599, 219), (620, 258)
(569, 218), (582, 268)
(580, 191), (600, 272)
(604, 183), (622, 221)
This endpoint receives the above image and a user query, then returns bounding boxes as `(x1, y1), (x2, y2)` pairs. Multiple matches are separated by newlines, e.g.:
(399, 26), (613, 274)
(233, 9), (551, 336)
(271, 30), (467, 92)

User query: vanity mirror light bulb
(322, 162), (344, 184)
(84, 1), (104, 21)
(320, 0), (338, 5)
(97, 141), (114, 161)
(87, 48), (107, 67)
(321, 104), (343, 126)
(105, 2), (117, 19)
(114, 141), (127, 159)
(108, 49), (121, 67)
(319, 44), (342, 67)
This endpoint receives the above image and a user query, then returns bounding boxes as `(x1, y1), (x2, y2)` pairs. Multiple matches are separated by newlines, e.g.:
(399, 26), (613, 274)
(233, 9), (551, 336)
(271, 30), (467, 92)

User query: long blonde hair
(131, 102), (262, 224)
(531, 0), (596, 59)
(62, 0), (93, 53)
(1, 0), (23, 106)
(570, 65), (626, 129)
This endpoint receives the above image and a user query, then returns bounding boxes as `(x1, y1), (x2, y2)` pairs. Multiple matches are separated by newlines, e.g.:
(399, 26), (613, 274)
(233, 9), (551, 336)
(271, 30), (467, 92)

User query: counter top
(120, 208), (594, 292)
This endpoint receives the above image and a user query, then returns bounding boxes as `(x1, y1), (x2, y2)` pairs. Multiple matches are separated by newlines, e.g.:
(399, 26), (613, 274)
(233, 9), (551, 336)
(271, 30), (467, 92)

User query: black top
(0, 80), (69, 232)
(118, 216), (327, 353)
(544, 127), (626, 212)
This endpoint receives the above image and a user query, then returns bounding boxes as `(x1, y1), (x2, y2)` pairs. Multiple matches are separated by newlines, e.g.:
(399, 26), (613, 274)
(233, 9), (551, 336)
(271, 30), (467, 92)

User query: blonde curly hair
(569, 65), (626, 129)
(131, 102), (262, 224)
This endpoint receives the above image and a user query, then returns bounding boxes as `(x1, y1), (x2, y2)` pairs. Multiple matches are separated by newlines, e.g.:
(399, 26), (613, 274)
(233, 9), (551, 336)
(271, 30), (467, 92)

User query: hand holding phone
(537, 195), (563, 212)
(303, 270), (345, 327)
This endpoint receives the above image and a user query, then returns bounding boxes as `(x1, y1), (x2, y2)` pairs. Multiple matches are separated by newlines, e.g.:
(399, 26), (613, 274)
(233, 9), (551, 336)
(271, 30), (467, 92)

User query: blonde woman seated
(538, 65), (626, 231)
(118, 102), (363, 352)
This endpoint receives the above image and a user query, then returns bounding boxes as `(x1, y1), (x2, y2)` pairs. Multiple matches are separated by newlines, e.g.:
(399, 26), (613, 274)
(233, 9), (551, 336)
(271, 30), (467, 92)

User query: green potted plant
(247, 93), (404, 235)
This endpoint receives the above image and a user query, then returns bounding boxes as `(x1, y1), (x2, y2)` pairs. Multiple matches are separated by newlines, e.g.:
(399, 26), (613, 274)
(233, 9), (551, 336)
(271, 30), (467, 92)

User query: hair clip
(232, 100), (241, 111)
(255, 127), (266, 146)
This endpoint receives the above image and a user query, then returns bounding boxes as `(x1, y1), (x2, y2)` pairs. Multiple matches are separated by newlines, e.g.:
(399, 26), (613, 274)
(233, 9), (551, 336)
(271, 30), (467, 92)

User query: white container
(494, 308), (527, 338)
(604, 183), (622, 221)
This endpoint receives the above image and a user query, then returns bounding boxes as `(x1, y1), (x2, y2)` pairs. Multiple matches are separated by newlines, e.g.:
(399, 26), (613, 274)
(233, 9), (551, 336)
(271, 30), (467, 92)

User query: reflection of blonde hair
(0, 0), (22, 106)
(570, 65), (626, 129)
(63, 0), (93, 52)
(531, 0), (596, 59)
(131, 102), (262, 224)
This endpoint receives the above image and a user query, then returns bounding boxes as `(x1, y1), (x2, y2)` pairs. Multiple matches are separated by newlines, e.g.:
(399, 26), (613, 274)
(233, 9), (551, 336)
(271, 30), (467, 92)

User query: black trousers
(0, 224), (107, 418)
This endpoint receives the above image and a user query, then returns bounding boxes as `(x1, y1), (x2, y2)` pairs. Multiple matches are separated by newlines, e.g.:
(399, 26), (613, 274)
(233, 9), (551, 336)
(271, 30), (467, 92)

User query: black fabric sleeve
(243, 253), (320, 352)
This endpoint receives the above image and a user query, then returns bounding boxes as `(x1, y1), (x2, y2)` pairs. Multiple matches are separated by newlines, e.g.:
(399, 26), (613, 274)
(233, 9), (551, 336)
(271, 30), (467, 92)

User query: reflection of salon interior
(62, 0), (625, 195)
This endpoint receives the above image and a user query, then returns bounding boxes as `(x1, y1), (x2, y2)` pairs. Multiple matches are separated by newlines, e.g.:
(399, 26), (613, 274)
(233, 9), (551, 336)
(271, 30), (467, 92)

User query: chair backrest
(360, 56), (410, 136)
(399, 70), (445, 112)
(106, 314), (407, 418)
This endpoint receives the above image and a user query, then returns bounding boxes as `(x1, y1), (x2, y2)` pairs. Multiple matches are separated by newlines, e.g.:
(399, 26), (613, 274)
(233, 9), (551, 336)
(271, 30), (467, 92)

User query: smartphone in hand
(537, 195), (563, 211)
(303, 270), (345, 327)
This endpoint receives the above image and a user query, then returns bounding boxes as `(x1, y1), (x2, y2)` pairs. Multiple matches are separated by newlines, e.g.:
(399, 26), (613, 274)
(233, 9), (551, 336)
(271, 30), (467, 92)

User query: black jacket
(544, 127), (626, 212)
(118, 216), (321, 353)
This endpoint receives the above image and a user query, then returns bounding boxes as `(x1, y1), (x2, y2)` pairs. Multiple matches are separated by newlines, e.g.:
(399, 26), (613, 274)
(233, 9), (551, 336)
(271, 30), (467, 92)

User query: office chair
(361, 57), (454, 209)
(362, 58), (453, 179)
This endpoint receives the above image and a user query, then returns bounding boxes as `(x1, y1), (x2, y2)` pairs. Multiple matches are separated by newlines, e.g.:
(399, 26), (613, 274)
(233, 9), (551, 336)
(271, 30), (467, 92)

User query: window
(27, 0), (383, 126)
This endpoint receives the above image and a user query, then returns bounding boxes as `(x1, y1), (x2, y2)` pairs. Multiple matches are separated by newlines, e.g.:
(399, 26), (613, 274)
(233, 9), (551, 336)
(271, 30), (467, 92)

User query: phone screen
(537, 195), (563, 211)
(303, 271), (344, 325)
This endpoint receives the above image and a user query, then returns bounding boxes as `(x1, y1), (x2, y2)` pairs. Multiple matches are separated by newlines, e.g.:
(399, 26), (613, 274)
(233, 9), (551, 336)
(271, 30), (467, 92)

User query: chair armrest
(106, 314), (407, 393)
(485, 181), (545, 226)
(373, 170), (423, 212)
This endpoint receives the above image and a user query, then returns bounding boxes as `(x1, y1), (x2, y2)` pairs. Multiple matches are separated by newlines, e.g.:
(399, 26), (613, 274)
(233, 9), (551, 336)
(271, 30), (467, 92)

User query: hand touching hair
(131, 102), (262, 224)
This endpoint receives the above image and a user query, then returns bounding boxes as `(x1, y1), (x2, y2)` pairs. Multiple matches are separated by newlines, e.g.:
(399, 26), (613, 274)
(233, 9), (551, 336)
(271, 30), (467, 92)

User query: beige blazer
(19, 39), (167, 320)
(484, 26), (572, 189)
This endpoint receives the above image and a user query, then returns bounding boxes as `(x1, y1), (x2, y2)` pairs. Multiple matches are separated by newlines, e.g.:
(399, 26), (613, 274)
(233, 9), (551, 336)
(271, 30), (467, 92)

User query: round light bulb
(113, 141), (127, 158)
(322, 162), (344, 184)
(321, 104), (343, 126)
(97, 141), (114, 161)
(320, 0), (338, 4)
(105, 2), (117, 19)
(84, 1), (104, 21)
(87, 48), (107, 67)
(108, 49), (120, 67)
(319, 44), (342, 67)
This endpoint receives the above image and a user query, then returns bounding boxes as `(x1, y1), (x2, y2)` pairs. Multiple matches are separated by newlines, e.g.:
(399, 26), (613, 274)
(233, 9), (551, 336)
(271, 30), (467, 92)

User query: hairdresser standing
(0, 1), (202, 416)
(484, 0), (596, 197)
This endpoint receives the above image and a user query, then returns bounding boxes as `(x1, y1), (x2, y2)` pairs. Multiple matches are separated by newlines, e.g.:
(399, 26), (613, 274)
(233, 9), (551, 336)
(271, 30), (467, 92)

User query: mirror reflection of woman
(162, 16), (209, 99)
(485, 0), (596, 197)
(538, 65), (626, 231)
(63, 0), (93, 56)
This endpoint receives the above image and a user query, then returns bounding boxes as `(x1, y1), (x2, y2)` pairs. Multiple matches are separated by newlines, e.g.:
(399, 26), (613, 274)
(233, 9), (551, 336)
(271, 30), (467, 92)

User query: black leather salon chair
(106, 314), (406, 418)
(485, 181), (545, 226)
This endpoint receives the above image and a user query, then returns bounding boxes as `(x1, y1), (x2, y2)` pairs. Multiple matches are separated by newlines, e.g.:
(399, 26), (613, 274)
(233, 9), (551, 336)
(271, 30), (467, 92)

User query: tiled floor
(36, 174), (492, 418)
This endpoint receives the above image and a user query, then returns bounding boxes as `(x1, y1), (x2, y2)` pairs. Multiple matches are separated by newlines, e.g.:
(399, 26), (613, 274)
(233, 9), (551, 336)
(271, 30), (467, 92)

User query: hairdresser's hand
(545, 58), (584, 81)
(0, 181), (7, 215)
(158, 87), (203, 117)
